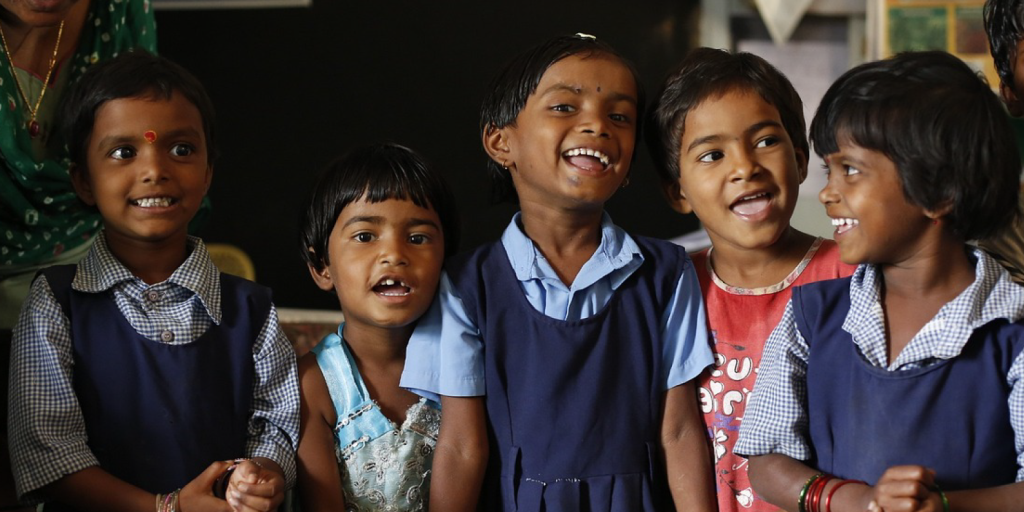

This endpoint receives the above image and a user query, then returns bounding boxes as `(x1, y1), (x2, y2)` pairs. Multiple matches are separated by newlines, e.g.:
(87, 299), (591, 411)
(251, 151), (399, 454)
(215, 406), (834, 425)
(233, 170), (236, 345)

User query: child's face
(308, 197), (444, 339)
(487, 53), (638, 212)
(71, 92), (211, 252)
(819, 141), (934, 265)
(668, 89), (807, 253)
(1001, 39), (1024, 116)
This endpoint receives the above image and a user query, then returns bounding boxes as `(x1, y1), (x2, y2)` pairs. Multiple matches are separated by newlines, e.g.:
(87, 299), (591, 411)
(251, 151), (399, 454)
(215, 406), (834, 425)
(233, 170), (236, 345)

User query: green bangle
(798, 472), (825, 512)
(935, 485), (950, 512)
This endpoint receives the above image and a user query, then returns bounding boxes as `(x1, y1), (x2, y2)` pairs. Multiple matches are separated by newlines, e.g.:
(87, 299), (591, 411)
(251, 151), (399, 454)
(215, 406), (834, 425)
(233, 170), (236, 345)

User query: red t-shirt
(693, 238), (855, 512)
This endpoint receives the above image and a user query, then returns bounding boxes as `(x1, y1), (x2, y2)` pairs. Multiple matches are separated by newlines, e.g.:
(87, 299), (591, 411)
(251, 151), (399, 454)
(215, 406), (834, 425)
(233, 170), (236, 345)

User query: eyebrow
(94, 127), (203, 148)
(539, 83), (638, 106)
(342, 215), (442, 231)
(686, 120), (783, 153)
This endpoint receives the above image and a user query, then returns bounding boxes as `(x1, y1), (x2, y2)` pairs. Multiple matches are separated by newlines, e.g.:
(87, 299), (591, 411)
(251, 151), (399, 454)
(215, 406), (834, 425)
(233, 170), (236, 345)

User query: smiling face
(486, 53), (638, 213)
(309, 197), (445, 341)
(71, 92), (211, 256)
(1001, 38), (1024, 117)
(670, 88), (807, 253)
(819, 140), (934, 265)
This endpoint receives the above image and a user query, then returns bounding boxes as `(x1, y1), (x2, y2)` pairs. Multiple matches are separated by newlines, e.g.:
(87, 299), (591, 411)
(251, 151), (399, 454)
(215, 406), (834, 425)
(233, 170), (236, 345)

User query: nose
(379, 237), (409, 266)
(140, 151), (170, 184)
(578, 109), (610, 138)
(730, 146), (761, 182)
(819, 170), (839, 206)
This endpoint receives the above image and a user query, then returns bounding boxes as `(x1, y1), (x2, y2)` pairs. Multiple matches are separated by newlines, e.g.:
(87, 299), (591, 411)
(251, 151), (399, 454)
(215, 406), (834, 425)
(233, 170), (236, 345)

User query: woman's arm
(661, 381), (715, 512)
(46, 462), (233, 512)
(294, 353), (346, 512)
(429, 395), (488, 512)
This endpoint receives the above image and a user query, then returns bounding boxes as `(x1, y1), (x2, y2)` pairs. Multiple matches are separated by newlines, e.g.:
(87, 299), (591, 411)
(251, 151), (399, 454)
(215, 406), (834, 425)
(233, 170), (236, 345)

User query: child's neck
(341, 322), (418, 424)
(879, 236), (975, 366)
(518, 203), (604, 287)
(708, 228), (816, 289)
(105, 234), (189, 285)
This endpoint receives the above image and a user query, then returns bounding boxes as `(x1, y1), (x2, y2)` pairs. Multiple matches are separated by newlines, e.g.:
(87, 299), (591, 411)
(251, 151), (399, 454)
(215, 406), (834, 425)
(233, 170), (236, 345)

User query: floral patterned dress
(311, 326), (440, 511)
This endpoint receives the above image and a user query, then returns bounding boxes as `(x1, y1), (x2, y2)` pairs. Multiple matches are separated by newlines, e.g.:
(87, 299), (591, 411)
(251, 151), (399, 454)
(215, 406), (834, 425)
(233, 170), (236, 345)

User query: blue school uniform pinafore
(793, 277), (1024, 489)
(41, 265), (269, 509)
(448, 236), (686, 512)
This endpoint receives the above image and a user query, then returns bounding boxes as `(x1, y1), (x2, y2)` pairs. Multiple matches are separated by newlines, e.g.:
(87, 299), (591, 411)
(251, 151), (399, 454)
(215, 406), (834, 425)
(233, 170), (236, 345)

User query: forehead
(683, 89), (782, 139)
(534, 53), (638, 100)
(90, 92), (204, 140)
(337, 197), (441, 224)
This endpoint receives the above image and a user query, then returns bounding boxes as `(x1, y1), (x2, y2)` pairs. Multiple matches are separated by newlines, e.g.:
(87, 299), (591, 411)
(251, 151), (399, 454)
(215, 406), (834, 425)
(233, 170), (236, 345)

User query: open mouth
(563, 147), (610, 172)
(730, 192), (772, 216)
(131, 197), (176, 208)
(373, 278), (410, 297)
(831, 217), (859, 235)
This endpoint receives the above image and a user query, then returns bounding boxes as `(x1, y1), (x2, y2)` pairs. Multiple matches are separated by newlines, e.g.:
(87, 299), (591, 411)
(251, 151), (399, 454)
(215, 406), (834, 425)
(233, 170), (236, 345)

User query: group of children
(7, 1), (1024, 511)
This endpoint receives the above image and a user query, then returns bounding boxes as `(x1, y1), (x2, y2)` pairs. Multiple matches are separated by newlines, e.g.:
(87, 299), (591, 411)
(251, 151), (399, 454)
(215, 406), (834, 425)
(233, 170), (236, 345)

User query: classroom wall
(155, 1), (702, 310)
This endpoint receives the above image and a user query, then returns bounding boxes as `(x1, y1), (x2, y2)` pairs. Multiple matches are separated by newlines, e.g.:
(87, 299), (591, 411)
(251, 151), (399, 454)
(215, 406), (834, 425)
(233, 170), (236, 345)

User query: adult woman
(0, 0), (157, 329)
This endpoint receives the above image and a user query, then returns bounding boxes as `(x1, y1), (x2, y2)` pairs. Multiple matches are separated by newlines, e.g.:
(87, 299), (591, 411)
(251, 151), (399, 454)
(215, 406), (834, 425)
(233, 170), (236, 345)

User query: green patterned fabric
(0, 0), (157, 266)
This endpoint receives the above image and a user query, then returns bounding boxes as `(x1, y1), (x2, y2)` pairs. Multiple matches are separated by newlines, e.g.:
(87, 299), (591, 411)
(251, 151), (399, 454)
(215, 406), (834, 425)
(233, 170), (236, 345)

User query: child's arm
(45, 462), (233, 512)
(223, 307), (298, 512)
(661, 381), (715, 511)
(429, 395), (488, 512)
(294, 353), (346, 512)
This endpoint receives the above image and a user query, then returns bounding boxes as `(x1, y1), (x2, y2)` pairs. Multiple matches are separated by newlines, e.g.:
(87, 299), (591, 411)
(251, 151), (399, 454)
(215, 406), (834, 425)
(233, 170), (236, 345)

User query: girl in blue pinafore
(735, 52), (1024, 511)
(399, 34), (716, 512)
(295, 143), (460, 512)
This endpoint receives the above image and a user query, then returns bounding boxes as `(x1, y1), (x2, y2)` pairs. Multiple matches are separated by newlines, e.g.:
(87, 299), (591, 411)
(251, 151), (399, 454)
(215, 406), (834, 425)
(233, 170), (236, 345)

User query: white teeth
(830, 218), (859, 227)
(378, 278), (407, 287)
(133, 197), (172, 208)
(563, 148), (610, 166)
(741, 193), (768, 201)
(384, 279), (395, 286)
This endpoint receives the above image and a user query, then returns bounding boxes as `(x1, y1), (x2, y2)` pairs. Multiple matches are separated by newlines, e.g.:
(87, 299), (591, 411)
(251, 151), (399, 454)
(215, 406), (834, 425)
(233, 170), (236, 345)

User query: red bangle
(825, 479), (867, 512)
(809, 474), (832, 512)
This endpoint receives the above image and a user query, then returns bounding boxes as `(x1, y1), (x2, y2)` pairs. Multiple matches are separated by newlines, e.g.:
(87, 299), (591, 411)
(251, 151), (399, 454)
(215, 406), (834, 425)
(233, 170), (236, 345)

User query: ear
(203, 164), (214, 195)
(795, 147), (809, 184)
(924, 199), (954, 221)
(69, 163), (96, 206)
(662, 179), (693, 215)
(482, 123), (513, 169)
(306, 251), (335, 292)
(1002, 81), (1024, 117)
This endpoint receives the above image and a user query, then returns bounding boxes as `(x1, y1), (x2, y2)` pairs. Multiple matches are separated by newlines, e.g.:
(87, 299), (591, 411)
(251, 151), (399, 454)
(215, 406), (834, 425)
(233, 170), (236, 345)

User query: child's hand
(179, 460), (234, 512)
(867, 465), (944, 512)
(225, 458), (286, 512)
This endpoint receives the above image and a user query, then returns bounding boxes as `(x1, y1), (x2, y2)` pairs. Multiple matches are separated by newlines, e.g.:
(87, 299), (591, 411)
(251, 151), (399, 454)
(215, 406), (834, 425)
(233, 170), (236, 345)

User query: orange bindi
(144, 130), (157, 144)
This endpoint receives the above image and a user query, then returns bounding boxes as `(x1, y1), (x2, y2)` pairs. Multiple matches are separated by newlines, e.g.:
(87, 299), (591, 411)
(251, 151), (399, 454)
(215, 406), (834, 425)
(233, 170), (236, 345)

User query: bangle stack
(932, 483), (951, 512)
(154, 489), (180, 512)
(798, 473), (866, 512)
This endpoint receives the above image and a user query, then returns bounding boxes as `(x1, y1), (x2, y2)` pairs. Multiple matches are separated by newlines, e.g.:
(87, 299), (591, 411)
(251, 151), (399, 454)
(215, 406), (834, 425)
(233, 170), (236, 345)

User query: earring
(621, 176), (630, 188)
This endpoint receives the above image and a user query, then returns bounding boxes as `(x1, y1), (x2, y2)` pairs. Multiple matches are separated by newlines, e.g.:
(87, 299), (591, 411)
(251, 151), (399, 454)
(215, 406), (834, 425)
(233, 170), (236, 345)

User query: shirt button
(146, 290), (161, 302)
(160, 330), (175, 343)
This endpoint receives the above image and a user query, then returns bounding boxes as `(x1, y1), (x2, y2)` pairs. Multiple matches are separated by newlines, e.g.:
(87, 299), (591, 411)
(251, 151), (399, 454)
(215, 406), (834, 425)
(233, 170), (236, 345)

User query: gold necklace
(0, 20), (65, 138)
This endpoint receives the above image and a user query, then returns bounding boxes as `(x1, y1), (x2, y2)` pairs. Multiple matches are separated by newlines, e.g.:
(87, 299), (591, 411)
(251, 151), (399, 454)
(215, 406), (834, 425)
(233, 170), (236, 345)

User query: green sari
(0, 0), (157, 267)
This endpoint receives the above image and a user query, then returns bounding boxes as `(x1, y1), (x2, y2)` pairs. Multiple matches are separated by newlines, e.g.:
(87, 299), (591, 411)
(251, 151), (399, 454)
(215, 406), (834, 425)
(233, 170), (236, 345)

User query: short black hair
(647, 47), (807, 188)
(300, 142), (460, 271)
(985, 0), (1024, 89)
(60, 50), (217, 168)
(810, 50), (1020, 241)
(479, 34), (645, 203)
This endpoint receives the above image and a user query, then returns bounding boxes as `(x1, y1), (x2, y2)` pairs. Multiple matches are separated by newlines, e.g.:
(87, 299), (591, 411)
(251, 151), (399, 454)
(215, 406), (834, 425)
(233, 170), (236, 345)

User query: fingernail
(231, 490), (241, 500)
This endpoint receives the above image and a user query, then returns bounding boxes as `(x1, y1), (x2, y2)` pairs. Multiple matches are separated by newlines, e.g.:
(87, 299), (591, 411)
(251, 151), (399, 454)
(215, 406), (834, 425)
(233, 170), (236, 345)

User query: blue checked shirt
(736, 248), (1024, 481)
(8, 233), (300, 500)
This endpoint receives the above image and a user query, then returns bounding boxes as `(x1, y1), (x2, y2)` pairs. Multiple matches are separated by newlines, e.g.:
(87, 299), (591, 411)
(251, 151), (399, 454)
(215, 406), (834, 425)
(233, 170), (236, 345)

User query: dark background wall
(155, 2), (701, 310)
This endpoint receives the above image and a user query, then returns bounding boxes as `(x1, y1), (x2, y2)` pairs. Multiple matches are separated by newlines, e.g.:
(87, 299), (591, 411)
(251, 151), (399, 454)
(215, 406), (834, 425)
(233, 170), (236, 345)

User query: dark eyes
(698, 151), (724, 163)
(109, 147), (137, 160)
(351, 232), (432, 244)
(755, 136), (779, 148)
(171, 143), (196, 157)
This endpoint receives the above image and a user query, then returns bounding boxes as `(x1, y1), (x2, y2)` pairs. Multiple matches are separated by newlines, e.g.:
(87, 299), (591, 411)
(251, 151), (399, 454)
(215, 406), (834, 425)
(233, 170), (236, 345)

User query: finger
(868, 500), (883, 512)
(879, 465), (934, 484)
(876, 478), (931, 501)
(876, 494), (922, 512)
(227, 487), (275, 512)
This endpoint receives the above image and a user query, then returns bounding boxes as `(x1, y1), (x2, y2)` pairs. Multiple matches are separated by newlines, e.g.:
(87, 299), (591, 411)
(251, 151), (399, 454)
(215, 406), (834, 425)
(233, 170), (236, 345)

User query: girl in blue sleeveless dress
(736, 52), (1024, 512)
(400, 34), (716, 512)
(295, 143), (459, 511)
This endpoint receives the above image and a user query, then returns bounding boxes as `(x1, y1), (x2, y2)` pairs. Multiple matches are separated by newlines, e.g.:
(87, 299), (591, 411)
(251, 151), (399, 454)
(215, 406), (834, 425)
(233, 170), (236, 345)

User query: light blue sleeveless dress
(311, 326), (441, 511)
